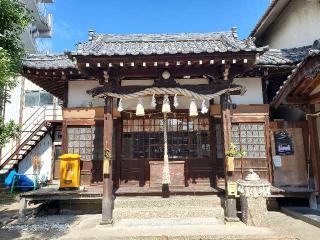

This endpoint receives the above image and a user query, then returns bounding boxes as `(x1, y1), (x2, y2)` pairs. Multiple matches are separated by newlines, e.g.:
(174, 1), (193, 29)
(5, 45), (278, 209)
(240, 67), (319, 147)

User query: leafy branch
(225, 143), (247, 158)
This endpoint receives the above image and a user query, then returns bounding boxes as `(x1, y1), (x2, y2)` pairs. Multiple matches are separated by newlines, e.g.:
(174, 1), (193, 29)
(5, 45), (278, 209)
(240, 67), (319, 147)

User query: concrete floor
(1, 197), (320, 240)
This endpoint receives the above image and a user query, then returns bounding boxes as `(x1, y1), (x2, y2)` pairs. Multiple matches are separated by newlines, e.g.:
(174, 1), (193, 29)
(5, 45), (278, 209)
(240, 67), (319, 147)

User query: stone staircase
(113, 195), (226, 227)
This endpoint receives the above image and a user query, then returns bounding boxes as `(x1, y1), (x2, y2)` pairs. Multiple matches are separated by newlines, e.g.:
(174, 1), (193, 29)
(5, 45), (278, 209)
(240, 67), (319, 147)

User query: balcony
(25, 0), (53, 38)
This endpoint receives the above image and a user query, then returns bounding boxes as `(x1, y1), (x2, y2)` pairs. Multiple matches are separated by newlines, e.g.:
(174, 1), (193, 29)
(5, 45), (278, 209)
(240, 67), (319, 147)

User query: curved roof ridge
(74, 29), (263, 56)
(89, 31), (229, 43)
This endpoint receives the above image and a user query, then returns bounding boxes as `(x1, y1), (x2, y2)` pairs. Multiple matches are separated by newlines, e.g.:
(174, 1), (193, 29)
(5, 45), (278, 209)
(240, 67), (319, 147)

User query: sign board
(274, 130), (294, 155)
(273, 155), (282, 167)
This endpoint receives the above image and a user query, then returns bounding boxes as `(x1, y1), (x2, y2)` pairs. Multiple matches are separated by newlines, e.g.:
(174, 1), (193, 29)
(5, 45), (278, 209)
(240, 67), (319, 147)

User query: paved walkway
(267, 211), (320, 240)
(281, 207), (320, 228)
(60, 214), (293, 240)
(1, 210), (320, 239)
(57, 212), (320, 240)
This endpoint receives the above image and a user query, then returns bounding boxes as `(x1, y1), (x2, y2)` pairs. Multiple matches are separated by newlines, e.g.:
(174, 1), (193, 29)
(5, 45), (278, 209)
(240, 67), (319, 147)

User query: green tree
(0, 0), (32, 146)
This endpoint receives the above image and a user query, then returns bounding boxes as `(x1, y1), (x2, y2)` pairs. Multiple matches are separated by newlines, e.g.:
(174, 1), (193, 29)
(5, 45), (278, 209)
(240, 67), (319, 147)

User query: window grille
(122, 117), (210, 159)
(67, 126), (103, 161)
(231, 123), (266, 158)
(25, 90), (53, 107)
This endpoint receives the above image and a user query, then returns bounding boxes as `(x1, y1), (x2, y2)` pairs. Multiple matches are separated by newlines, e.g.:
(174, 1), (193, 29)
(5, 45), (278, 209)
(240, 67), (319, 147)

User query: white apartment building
(1, 0), (62, 182)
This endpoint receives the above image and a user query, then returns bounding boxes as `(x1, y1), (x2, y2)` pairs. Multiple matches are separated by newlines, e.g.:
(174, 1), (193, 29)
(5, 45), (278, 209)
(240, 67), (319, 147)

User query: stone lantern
(237, 169), (271, 226)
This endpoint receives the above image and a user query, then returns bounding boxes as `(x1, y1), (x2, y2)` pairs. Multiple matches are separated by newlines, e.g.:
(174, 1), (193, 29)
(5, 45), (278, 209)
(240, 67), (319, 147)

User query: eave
(250, 0), (290, 39)
(271, 52), (320, 108)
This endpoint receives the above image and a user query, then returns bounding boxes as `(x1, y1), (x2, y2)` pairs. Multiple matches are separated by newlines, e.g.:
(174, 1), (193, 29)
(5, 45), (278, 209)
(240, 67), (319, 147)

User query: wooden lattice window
(231, 123), (266, 158)
(122, 117), (210, 159)
(67, 126), (103, 161)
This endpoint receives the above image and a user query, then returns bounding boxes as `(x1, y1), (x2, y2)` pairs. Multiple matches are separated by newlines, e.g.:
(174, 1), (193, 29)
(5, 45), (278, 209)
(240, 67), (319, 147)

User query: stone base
(100, 219), (113, 225)
(241, 196), (270, 227)
(224, 217), (240, 222)
(149, 161), (185, 187)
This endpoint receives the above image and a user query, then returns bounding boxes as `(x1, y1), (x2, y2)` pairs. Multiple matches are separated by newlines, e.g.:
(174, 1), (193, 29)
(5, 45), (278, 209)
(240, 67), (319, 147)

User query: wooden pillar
(62, 120), (68, 154)
(209, 99), (218, 187)
(115, 118), (122, 188)
(101, 97), (114, 224)
(264, 115), (273, 184)
(307, 105), (320, 191)
(61, 77), (69, 154)
(220, 94), (237, 221)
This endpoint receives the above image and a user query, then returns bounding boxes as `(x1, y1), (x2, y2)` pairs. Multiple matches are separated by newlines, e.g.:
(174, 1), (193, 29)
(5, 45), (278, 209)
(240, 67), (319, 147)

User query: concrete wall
(68, 80), (104, 108)
(18, 133), (53, 182)
(257, 0), (320, 48)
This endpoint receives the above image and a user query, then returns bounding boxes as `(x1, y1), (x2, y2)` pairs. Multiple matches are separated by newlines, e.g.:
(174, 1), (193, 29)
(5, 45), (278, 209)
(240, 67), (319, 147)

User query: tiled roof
(258, 45), (312, 65)
(73, 30), (264, 56)
(23, 54), (76, 69)
(271, 40), (320, 107)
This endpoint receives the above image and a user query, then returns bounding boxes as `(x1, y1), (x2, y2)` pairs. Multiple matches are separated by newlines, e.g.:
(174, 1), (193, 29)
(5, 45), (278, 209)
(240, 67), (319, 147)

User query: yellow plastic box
(59, 154), (80, 189)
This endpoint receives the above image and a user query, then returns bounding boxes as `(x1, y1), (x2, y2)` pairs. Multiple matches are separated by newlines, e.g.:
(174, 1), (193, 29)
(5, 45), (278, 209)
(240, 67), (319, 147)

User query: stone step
(114, 217), (223, 227)
(113, 206), (224, 220)
(66, 219), (296, 240)
(114, 196), (224, 209)
(84, 235), (296, 240)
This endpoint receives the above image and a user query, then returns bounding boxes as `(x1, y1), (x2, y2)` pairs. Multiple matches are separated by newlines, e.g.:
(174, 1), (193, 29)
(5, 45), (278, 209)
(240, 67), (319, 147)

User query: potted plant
(225, 143), (246, 172)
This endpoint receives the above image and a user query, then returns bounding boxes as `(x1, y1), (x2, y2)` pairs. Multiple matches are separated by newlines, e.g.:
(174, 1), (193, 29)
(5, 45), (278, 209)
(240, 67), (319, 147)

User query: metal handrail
(0, 106), (62, 168)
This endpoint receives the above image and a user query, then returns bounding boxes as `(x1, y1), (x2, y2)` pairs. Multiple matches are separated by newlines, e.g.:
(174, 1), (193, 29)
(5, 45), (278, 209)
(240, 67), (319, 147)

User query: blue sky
(38, 0), (270, 53)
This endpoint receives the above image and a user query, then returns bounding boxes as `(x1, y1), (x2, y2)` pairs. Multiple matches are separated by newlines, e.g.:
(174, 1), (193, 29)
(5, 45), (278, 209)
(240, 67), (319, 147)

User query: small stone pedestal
(237, 170), (271, 226)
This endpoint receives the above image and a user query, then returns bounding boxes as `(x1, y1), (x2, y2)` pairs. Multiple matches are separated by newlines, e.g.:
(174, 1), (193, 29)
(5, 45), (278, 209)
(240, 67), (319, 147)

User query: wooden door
(53, 144), (62, 179)
(119, 117), (213, 187)
(270, 121), (309, 188)
(230, 122), (270, 181)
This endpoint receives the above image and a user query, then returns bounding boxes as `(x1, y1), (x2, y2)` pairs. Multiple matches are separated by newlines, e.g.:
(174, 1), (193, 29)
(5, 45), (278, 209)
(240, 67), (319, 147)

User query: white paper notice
(273, 155), (282, 167)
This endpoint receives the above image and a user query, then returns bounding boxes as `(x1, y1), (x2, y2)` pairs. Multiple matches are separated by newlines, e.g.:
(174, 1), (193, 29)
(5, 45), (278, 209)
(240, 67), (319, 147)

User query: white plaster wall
(121, 77), (263, 110)
(122, 96), (207, 111)
(1, 77), (23, 163)
(68, 80), (104, 108)
(231, 77), (263, 104)
(22, 78), (62, 122)
(24, 79), (43, 91)
(18, 134), (53, 182)
(259, 0), (320, 48)
(3, 76), (23, 125)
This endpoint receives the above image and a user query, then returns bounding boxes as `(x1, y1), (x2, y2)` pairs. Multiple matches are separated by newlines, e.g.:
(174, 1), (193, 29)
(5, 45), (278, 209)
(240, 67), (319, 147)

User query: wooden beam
(75, 52), (257, 66)
(274, 57), (320, 108)
(300, 75), (320, 95)
(101, 97), (114, 224)
(286, 96), (308, 105)
(310, 91), (320, 104)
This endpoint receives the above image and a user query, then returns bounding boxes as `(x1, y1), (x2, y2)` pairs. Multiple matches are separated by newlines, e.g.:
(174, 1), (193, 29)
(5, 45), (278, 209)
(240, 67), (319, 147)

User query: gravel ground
(0, 214), (80, 239)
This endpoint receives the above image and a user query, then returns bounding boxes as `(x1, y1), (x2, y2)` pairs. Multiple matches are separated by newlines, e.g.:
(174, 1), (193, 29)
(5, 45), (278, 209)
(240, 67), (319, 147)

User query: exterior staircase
(113, 195), (226, 227)
(0, 106), (62, 176)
